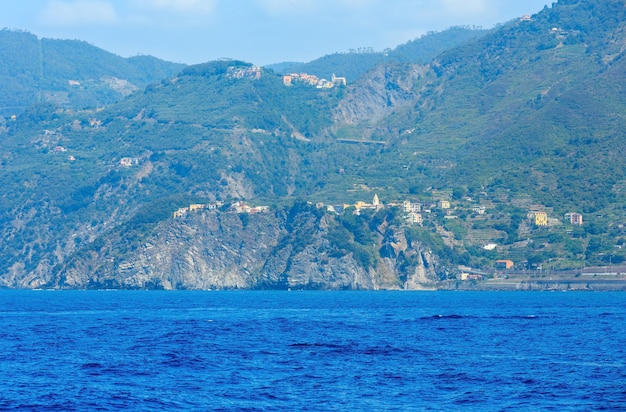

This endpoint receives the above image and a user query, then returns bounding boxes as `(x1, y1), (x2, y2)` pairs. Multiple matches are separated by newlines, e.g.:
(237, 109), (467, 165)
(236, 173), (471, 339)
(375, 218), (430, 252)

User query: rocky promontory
(55, 203), (442, 290)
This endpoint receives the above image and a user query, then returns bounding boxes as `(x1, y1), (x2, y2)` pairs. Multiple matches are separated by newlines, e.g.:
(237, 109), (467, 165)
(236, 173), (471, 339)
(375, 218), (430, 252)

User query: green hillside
(0, 59), (359, 287)
(0, 30), (185, 116)
(1, 0), (625, 288)
(335, 0), (626, 269)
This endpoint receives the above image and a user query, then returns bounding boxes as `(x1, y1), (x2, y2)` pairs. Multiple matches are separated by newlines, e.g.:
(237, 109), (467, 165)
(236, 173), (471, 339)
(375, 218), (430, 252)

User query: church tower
(373, 194), (381, 208)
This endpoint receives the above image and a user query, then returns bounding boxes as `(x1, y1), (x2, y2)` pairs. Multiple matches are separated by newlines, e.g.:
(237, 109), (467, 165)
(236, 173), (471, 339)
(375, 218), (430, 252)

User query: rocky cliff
(55, 204), (441, 290)
(333, 64), (429, 127)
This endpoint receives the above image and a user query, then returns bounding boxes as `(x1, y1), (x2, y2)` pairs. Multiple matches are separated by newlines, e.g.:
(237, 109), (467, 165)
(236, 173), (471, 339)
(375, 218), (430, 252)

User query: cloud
(132, 0), (216, 14)
(38, 0), (117, 27)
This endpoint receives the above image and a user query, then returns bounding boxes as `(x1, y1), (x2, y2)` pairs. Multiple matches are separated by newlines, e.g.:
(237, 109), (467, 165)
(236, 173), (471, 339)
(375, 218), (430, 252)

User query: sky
(0, 0), (552, 66)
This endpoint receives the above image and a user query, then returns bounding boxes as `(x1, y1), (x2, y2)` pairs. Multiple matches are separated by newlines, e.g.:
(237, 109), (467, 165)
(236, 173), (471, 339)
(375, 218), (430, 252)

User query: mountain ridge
(267, 26), (489, 82)
(0, 29), (186, 115)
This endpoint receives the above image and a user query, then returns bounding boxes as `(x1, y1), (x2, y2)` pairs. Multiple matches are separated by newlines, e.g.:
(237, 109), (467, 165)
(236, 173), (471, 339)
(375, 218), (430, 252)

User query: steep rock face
(333, 64), (428, 126)
(58, 207), (440, 290)
(61, 212), (280, 289)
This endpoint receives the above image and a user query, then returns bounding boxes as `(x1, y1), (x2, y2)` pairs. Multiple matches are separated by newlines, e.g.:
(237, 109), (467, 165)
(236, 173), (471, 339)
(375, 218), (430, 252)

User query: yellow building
(439, 200), (450, 210)
(534, 211), (548, 226)
(355, 201), (367, 210)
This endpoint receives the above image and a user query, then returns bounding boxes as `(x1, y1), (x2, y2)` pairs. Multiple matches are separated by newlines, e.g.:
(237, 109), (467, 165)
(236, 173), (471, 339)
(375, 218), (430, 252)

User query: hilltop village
(171, 191), (588, 277)
(222, 63), (348, 89)
(282, 73), (347, 89)
(173, 194), (582, 230)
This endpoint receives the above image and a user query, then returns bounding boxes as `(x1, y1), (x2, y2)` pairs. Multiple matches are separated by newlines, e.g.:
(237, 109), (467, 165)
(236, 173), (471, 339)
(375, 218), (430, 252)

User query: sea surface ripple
(0, 290), (625, 411)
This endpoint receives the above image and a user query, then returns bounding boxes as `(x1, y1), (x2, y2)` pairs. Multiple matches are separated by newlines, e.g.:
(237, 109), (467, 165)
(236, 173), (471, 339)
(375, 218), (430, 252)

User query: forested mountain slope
(332, 0), (626, 269)
(0, 0), (625, 289)
(0, 60), (362, 288)
(268, 26), (488, 82)
(0, 30), (185, 115)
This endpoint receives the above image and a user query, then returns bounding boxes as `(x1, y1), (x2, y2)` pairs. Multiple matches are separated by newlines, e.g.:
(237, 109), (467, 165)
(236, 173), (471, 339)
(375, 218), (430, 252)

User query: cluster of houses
(221, 64), (346, 89)
(401, 199), (485, 226)
(315, 195), (492, 228)
(401, 198), (583, 229)
(315, 194), (384, 215)
(172, 201), (270, 219)
(404, 201), (425, 225)
(315, 195), (490, 227)
(168, 193), (590, 278)
(226, 65), (262, 80)
(173, 203), (220, 219)
(230, 201), (270, 214)
(282, 73), (347, 89)
(171, 192), (580, 228)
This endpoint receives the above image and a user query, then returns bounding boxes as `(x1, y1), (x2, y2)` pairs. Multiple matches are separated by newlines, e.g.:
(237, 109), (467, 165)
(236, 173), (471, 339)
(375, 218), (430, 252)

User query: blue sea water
(0, 291), (625, 411)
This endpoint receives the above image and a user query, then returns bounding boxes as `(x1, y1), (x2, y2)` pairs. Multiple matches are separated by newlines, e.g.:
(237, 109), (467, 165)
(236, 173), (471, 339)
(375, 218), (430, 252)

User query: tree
(452, 187), (467, 200)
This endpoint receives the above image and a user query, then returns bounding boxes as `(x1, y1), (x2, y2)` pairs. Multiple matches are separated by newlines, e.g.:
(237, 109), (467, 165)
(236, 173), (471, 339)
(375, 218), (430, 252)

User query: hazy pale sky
(0, 0), (552, 65)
